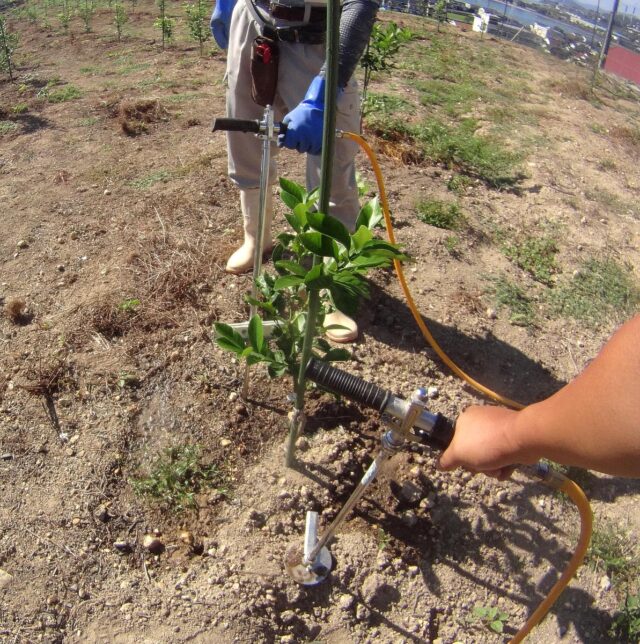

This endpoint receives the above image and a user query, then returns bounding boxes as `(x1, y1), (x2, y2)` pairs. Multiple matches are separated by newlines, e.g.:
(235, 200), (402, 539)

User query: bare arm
(439, 314), (640, 478)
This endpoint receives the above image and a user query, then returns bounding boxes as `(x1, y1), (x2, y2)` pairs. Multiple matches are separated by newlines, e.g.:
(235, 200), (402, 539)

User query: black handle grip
(305, 358), (391, 412)
(429, 413), (455, 450)
(212, 118), (261, 133)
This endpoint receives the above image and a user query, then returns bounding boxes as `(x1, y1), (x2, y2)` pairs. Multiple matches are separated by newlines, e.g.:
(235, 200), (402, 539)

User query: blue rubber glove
(279, 76), (326, 156)
(210, 0), (236, 50)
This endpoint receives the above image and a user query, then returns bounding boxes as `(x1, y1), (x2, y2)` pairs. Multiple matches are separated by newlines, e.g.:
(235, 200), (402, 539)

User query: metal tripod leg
(286, 392), (427, 584)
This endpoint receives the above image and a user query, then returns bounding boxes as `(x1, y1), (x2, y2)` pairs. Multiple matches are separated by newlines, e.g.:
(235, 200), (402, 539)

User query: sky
(572, 0), (640, 14)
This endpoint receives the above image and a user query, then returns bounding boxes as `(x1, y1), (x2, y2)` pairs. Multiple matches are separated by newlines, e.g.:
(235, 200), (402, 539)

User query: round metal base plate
(285, 545), (332, 585)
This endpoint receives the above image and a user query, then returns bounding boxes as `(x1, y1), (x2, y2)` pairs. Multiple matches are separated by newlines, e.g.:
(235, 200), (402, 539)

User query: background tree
(0, 15), (19, 81)
(184, 0), (210, 56)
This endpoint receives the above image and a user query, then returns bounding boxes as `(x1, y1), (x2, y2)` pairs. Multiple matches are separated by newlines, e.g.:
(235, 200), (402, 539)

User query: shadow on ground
(364, 280), (565, 405)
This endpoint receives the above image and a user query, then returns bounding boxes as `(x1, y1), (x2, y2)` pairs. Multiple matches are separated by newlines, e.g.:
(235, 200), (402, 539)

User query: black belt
(262, 22), (325, 44)
(256, 0), (327, 23)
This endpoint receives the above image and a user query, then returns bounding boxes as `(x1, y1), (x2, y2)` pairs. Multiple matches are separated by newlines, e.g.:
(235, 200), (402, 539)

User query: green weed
(0, 120), (17, 134)
(78, 116), (100, 127)
(377, 527), (391, 550)
(584, 187), (637, 217)
(416, 199), (463, 230)
(597, 158), (617, 172)
(12, 103), (28, 114)
(549, 257), (639, 328)
(443, 235), (460, 257)
(44, 85), (82, 103)
(362, 92), (411, 117)
(486, 275), (535, 326)
(413, 118), (524, 188)
(447, 173), (473, 195)
(610, 592), (640, 643)
(118, 298), (140, 312)
(472, 604), (509, 634)
(130, 170), (172, 189)
(132, 445), (222, 511)
(587, 525), (640, 589)
(502, 234), (559, 286)
(590, 122), (608, 135)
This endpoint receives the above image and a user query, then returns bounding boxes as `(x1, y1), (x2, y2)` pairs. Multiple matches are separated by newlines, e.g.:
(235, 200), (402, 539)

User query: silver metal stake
(242, 105), (274, 400)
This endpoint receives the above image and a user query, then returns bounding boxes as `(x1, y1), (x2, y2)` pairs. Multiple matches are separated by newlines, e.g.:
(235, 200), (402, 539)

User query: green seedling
(118, 298), (140, 312)
(433, 0), (448, 31)
(472, 604), (509, 634)
(376, 527), (391, 550)
(132, 445), (222, 511)
(155, 0), (175, 49)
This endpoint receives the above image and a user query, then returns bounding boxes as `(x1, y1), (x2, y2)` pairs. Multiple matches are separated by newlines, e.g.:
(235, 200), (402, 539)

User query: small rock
(220, 438), (232, 447)
(427, 386), (439, 399)
(399, 481), (423, 504)
(280, 610), (296, 625)
(486, 308), (497, 320)
(114, 540), (132, 553)
(339, 594), (354, 611)
(143, 535), (165, 555)
(95, 505), (111, 523)
(104, 189), (111, 196)
(0, 568), (13, 589)
(402, 511), (418, 527)
(1, 453), (13, 461)
(56, 264), (65, 272)
(120, 602), (133, 613)
(228, 391), (238, 402)
(16, 239), (29, 249)
(600, 575), (611, 592)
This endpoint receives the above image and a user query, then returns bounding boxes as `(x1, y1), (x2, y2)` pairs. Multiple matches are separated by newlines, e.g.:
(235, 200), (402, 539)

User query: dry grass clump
(128, 232), (217, 310)
(4, 298), (33, 325)
(610, 124), (640, 150)
(17, 359), (74, 397)
(548, 77), (595, 102)
(117, 98), (169, 136)
(84, 297), (140, 340)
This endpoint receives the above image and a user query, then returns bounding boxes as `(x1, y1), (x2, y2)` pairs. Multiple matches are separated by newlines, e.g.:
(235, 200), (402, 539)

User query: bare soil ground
(1, 5), (640, 643)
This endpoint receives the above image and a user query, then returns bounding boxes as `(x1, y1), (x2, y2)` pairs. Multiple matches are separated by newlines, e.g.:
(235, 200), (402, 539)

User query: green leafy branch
(214, 177), (406, 382)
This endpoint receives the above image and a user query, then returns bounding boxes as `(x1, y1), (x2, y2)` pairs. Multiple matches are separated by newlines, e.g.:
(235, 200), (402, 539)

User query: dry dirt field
(1, 3), (640, 643)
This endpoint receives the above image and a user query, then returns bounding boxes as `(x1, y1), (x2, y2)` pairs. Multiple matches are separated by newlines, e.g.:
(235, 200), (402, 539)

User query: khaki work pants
(225, 0), (362, 231)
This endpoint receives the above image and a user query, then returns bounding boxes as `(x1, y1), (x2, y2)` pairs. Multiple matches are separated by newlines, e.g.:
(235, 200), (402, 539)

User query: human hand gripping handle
(279, 76), (328, 156)
(438, 406), (527, 480)
(210, 0), (236, 50)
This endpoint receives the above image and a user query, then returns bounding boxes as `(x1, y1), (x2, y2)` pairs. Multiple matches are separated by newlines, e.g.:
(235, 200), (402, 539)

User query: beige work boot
(226, 188), (274, 274)
(325, 310), (358, 343)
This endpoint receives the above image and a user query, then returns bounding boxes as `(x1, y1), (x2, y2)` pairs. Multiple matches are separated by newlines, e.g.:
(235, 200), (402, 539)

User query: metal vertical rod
(598, 0), (621, 69)
(286, 0), (341, 466)
(242, 106), (274, 400)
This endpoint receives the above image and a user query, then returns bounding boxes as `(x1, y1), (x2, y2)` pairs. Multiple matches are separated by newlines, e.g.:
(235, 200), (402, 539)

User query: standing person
(210, 0), (381, 342)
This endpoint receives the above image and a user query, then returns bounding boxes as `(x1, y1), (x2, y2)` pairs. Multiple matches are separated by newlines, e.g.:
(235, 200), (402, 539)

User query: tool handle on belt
(305, 358), (455, 449)
(212, 118), (262, 133)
